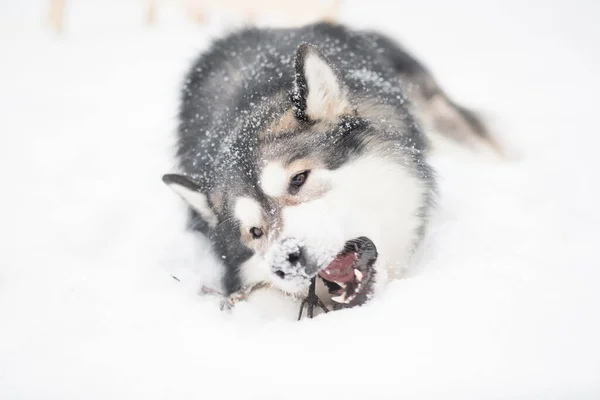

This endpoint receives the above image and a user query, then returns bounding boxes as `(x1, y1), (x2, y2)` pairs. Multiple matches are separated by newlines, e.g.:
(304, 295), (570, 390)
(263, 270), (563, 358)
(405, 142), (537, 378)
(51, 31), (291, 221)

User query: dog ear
(292, 43), (351, 122)
(162, 174), (218, 228)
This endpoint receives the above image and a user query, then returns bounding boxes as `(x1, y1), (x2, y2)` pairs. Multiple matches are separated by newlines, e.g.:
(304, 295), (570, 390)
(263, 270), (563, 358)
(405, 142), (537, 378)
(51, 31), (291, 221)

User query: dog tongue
(319, 252), (357, 283)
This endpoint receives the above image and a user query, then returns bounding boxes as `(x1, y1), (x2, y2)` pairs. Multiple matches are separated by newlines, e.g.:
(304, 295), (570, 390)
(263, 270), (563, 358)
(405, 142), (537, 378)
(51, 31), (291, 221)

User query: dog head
(163, 43), (433, 300)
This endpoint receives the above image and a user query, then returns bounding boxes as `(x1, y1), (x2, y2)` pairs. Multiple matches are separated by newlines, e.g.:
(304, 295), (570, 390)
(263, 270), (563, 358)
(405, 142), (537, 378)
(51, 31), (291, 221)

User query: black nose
(288, 247), (303, 264)
(274, 270), (285, 279)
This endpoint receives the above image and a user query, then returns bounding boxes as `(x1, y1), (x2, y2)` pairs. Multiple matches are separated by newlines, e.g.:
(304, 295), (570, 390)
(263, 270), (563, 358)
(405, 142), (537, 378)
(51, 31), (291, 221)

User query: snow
(1, 0), (600, 398)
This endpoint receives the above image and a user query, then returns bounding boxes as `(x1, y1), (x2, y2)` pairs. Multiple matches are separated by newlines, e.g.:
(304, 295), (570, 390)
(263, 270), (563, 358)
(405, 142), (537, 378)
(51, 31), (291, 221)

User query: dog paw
(200, 283), (268, 310)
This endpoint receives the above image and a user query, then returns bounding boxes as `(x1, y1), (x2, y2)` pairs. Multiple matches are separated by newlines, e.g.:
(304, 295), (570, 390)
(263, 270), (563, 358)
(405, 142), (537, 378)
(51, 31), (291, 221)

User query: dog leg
(48, 0), (65, 34)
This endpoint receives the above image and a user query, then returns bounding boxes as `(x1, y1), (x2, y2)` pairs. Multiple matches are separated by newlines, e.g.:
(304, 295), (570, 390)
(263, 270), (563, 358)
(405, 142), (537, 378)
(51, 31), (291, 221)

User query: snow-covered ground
(1, 0), (600, 398)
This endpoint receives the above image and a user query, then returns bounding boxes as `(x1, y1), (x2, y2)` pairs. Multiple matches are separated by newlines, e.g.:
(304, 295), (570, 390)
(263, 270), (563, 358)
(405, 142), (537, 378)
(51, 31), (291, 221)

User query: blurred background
(2, 0), (599, 154)
(1, 1), (599, 398)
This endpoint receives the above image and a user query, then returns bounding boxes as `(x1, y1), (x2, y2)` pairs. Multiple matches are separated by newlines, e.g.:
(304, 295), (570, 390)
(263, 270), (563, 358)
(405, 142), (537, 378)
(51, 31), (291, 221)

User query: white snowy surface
(1, 0), (600, 398)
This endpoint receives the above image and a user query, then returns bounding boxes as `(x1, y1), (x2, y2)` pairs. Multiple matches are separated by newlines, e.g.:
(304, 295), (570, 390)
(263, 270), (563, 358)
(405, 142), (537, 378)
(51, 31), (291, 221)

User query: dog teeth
(331, 294), (347, 304)
(354, 269), (363, 282)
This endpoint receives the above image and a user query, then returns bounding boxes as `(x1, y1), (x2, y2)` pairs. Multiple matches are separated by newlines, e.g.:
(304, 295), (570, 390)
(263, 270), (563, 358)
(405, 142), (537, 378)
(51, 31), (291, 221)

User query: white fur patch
(239, 254), (271, 289)
(281, 155), (426, 287)
(238, 156), (427, 308)
(234, 197), (263, 228)
(304, 52), (349, 120)
(168, 184), (218, 228)
(260, 162), (288, 197)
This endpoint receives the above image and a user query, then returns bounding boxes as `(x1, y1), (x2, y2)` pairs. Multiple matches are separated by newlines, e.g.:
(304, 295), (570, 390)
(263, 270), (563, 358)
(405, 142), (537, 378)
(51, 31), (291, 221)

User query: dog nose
(273, 246), (305, 280)
(287, 247), (303, 264)
(270, 237), (307, 281)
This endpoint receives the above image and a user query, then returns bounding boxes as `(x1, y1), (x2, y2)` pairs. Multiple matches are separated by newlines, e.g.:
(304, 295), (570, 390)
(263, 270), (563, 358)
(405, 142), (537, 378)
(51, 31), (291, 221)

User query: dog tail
(367, 32), (505, 158)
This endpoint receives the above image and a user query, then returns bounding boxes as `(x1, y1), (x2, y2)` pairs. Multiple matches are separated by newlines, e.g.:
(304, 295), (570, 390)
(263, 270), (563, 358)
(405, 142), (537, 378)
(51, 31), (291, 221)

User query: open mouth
(318, 237), (377, 305)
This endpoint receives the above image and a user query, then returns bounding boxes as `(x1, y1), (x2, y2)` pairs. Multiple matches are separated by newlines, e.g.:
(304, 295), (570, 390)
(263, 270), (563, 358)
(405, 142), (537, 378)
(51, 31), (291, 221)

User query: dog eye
(250, 227), (263, 239)
(289, 171), (309, 192)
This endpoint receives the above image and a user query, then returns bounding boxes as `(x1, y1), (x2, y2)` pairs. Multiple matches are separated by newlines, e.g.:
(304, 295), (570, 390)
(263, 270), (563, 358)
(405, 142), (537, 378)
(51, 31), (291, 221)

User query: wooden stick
(297, 277), (329, 320)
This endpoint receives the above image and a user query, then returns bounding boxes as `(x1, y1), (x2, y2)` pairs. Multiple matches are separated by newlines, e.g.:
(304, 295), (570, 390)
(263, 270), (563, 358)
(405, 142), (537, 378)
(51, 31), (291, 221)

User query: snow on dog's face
(164, 43), (433, 303)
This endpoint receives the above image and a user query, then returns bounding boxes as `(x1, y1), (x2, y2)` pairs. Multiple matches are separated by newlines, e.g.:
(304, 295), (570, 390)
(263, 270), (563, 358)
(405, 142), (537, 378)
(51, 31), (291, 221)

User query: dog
(162, 22), (496, 316)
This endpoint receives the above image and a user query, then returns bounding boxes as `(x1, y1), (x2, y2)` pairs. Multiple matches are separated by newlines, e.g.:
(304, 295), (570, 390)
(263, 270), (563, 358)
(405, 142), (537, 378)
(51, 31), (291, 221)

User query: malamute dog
(163, 22), (496, 316)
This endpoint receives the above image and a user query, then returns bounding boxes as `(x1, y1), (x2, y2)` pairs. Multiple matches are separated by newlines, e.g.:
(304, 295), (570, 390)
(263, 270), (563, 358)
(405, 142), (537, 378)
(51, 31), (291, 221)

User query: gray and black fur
(164, 22), (492, 298)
